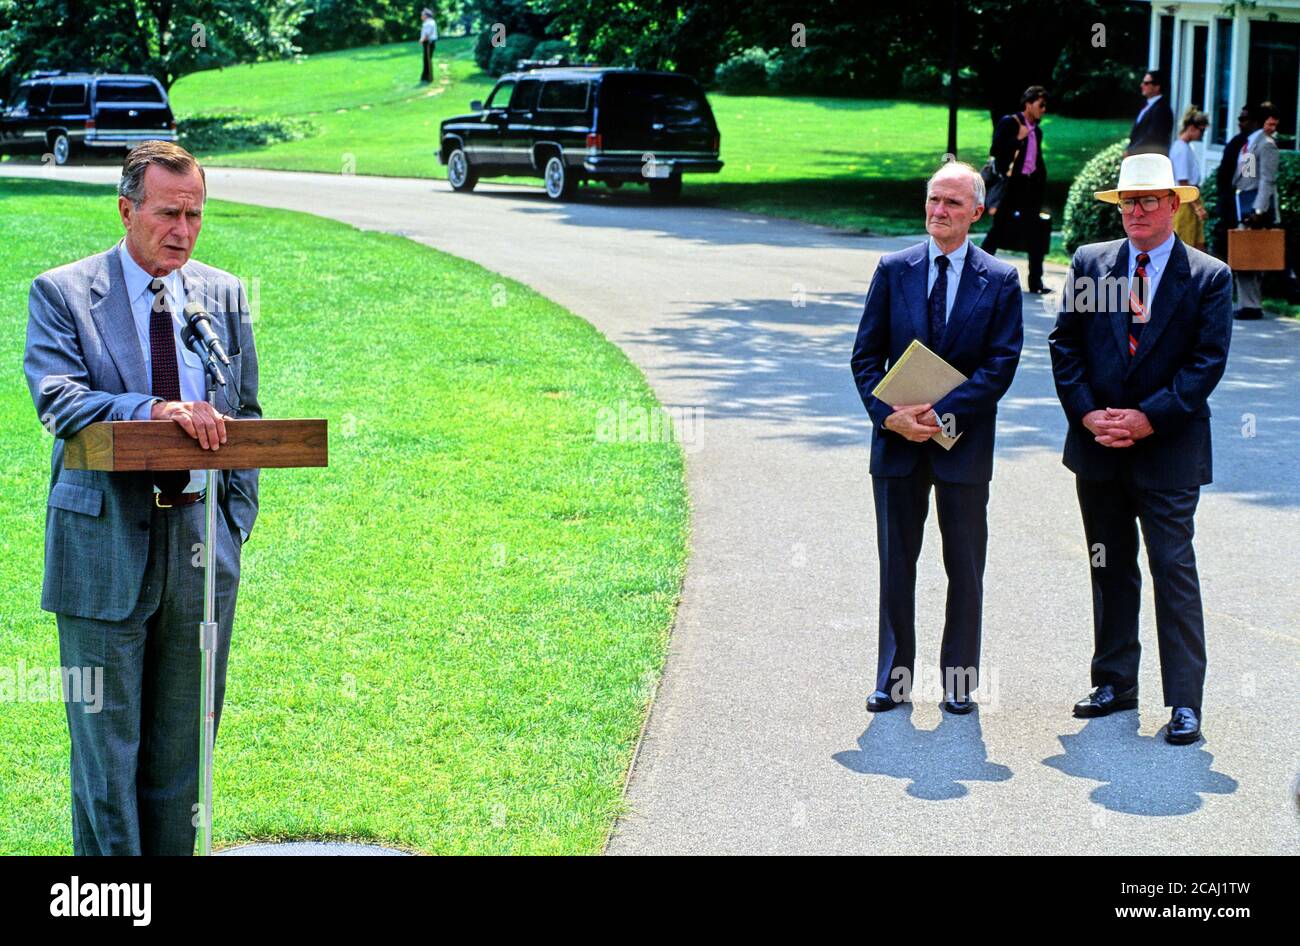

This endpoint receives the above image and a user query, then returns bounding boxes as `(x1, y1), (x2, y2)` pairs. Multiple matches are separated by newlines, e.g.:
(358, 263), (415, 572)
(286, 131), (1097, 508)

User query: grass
(0, 178), (688, 854)
(159, 37), (1131, 235)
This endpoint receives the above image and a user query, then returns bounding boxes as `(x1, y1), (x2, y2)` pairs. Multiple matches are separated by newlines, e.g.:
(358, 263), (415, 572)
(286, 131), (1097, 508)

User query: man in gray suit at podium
(23, 141), (261, 854)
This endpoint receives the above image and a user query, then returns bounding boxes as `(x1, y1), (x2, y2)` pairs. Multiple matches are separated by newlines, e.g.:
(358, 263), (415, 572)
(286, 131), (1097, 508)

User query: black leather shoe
(1072, 684), (1138, 718)
(1234, 308), (1263, 320)
(866, 690), (903, 712)
(1165, 707), (1202, 745)
(940, 694), (976, 715)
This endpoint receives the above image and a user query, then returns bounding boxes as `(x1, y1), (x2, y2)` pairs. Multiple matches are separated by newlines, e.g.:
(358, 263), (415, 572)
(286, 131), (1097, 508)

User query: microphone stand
(188, 338), (236, 857)
(198, 370), (218, 857)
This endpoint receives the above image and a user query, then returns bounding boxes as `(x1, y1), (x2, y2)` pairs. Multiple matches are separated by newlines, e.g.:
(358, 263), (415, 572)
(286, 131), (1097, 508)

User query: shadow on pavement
(1043, 714), (1238, 816)
(833, 705), (1013, 800)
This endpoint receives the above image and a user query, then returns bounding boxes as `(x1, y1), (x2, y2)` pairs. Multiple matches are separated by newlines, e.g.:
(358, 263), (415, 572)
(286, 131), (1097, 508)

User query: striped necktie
(148, 278), (190, 495)
(1128, 252), (1151, 357)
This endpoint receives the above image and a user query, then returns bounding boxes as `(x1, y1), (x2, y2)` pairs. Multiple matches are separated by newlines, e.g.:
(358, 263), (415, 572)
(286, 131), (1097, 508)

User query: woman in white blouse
(1170, 107), (1209, 249)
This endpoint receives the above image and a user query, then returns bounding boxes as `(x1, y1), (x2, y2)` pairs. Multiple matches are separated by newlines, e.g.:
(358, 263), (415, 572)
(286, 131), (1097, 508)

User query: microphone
(181, 325), (227, 388)
(183, 301), (232, 367)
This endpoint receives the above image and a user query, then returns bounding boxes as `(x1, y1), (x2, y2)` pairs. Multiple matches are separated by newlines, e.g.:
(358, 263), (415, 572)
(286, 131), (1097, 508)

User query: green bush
(1276, 150), (1300, 268)
(486, 33), (538, 77)
(1063, 139), (1128, 254)
(177, 113), (318, 153)
(531, 39), (576, 63)
(713, 47), (775, 94)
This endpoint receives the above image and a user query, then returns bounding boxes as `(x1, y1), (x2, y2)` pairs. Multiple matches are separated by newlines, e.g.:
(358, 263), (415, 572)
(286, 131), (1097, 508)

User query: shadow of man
(834, 705), (1012, 800)
(1043, 715), (1238, 816)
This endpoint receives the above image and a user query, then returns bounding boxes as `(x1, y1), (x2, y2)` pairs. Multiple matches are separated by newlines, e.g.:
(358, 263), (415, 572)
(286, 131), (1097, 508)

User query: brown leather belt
(155, 491), (205, 508)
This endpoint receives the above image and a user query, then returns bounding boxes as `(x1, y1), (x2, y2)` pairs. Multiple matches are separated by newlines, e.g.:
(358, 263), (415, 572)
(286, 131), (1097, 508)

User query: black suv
(439, 67), (722, 200)
(0, 71), (177, 165)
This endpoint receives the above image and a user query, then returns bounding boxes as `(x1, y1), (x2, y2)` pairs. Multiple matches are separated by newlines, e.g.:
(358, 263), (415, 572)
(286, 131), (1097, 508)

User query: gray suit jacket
(1231, 132), (1280, 221)
(24, 243), (261, 620)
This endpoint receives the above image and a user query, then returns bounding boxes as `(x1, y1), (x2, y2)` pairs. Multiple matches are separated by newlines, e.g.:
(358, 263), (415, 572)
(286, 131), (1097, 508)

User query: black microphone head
(182, 300), (231, 366)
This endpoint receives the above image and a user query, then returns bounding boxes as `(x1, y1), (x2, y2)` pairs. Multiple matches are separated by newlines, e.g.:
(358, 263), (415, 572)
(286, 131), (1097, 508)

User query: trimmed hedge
(1062, 139), (1127, 254)
(177, 114), (318, 153)
(713, 47), (775, 94)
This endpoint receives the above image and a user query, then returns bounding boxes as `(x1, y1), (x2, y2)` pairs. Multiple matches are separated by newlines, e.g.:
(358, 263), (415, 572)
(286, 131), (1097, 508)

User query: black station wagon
(438, 66), (723, 200)
(0, 71), (177, 165)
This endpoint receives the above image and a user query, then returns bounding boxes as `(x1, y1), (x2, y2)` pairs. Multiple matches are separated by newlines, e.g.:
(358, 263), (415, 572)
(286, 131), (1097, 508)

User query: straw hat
(1094, 153), (1199, 204)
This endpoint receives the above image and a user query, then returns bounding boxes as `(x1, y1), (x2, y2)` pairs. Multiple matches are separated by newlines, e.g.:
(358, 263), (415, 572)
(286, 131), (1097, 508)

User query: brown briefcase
(1228, 228), (1286, 271)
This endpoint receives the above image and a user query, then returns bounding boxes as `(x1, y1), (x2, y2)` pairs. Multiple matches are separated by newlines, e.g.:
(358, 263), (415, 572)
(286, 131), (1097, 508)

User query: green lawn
(0, 178), (687, 854)
(163, 37), (1130, 235)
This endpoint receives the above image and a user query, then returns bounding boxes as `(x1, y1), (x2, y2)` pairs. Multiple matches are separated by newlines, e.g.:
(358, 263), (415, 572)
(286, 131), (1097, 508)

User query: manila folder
(870, 339), (968, 450)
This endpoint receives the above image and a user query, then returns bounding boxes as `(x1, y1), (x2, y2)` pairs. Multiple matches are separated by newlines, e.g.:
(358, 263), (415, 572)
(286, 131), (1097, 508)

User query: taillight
(586, 133), (602, 151)
(85, 119), (96, 129)
(711, 134), (719, 153)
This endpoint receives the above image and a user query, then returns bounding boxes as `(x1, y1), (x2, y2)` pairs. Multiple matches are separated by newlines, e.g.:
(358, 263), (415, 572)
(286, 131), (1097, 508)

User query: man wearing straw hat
(1048, 153), (1232, 745)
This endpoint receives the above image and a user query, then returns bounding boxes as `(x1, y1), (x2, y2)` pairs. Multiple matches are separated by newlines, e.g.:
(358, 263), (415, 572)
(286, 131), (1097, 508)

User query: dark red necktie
(148, 278), (189, 495)
(1128, 252), (1150, 357)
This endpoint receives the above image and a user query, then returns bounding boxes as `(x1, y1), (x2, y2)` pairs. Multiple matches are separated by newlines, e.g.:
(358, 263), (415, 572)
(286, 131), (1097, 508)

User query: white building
(1142, 1), (1299, 177)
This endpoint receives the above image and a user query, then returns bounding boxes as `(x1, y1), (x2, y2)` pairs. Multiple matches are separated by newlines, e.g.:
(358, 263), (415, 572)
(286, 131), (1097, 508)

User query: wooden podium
(64, 417), (328, 855)
(64, 418), (328, 472)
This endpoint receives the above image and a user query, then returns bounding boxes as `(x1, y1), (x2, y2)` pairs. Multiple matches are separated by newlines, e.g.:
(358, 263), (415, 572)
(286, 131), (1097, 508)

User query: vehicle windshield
(8, 86), (30, 111)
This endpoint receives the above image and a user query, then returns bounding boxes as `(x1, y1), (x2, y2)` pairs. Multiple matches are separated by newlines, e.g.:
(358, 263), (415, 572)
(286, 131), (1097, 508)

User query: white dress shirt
(120, 241), (205, 493)
(419, 18), (438, 42)
(926, 235), (969, 325)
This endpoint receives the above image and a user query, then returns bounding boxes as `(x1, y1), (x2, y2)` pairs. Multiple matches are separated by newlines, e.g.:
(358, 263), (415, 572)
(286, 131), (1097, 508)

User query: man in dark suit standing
(982, 85), (1049, 293)
(1210, 106), (1258, 262)
(851, 162), (1024, 714)
(1126, 69), (1174, 157)
(1049, 153), (1232, 745)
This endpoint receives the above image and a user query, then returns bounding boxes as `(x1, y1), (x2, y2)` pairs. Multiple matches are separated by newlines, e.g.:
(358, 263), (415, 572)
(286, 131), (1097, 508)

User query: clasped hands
(1082, 407), (1153, 448)
(884, 404), (942, 442)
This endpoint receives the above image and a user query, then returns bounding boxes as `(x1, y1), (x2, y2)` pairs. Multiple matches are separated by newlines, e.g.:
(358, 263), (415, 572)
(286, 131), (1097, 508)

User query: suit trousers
(872, 453), (990, 700)
(1234, 270), (1263, 310)
(56, 499), (240, 855)
(982, 174), (1045, 290)
(420, 40), (435, 82)
(1075, 476), (1206, 709)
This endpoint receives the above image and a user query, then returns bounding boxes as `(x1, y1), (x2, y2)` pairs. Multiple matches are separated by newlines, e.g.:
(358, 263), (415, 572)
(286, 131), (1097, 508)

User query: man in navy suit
(1126, 69), (1174, 157)
(851, 162), (1024, 714)
(1049, 153), (1232, 745)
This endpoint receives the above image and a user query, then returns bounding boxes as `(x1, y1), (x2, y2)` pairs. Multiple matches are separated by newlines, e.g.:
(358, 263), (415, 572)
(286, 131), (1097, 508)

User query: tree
(0, 0), (309, 92)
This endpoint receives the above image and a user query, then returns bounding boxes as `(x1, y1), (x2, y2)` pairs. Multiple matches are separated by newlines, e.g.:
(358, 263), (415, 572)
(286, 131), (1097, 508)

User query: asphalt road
(6, 164), (1297, 855)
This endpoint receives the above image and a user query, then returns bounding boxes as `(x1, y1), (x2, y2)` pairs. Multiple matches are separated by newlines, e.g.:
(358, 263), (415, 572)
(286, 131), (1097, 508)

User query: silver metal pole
(198, 385), (219, 856)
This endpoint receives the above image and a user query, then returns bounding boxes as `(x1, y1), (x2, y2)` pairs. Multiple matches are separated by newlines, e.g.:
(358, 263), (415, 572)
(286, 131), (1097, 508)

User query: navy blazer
(1048, 237), (1232, 490)
(1128, 97), (1173, 155)
(851, 241), (1024, 484)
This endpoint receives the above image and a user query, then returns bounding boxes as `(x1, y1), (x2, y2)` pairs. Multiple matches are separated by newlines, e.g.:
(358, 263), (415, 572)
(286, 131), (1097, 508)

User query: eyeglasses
(1118, 193), (1173, 214)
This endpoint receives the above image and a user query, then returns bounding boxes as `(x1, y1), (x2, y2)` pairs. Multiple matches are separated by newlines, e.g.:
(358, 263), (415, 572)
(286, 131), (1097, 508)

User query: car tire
(446, 147), (477, 192)
(648, 175), (682, 202)
(543, 154), (576, 200)
(48, 132), (70, 166)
